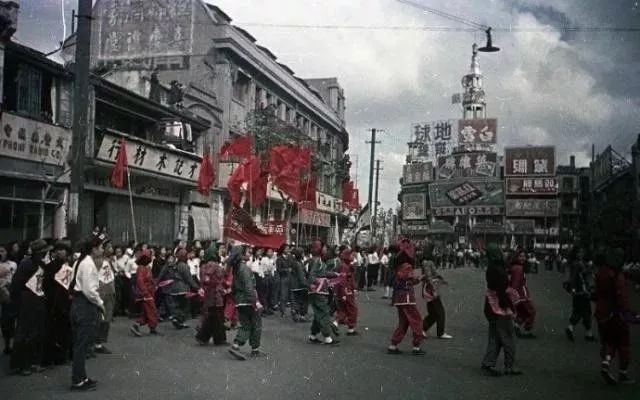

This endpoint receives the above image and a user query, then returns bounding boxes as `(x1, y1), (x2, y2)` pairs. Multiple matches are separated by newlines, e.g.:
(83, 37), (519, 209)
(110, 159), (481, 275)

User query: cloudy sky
(15, 0), (640, 210)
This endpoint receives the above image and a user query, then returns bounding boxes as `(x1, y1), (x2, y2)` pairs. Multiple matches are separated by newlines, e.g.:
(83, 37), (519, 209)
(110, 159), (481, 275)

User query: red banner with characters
(223, 207), (286, 249)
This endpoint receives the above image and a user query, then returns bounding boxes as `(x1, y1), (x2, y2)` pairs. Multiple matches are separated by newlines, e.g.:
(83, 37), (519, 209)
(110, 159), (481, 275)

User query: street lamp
(478, 27), (500, 53)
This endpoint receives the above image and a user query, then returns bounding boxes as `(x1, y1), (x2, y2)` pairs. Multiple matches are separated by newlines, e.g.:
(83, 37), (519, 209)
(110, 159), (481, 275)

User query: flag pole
(126, 165), (138, 244)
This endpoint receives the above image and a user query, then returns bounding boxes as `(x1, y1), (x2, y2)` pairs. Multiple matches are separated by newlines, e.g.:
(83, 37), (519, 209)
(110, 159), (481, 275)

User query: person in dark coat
(158, 248), (199, 329)
(196, 245), (226, 345)
(41, 240), (73, 367)
(307, 240), (340, 345)
(10, 239), (50, 375)
(565, 246), (596, 342)
(289, 247), (309, 322)
(481, 244), (522, 377)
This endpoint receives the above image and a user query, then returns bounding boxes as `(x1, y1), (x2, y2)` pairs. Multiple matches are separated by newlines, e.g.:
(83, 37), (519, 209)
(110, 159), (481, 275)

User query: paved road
(1, 268), (639, 400)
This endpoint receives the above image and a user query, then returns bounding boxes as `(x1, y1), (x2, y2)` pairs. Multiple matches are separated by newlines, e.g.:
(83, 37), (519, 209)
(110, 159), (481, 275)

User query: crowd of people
(0, 231), (638, 391)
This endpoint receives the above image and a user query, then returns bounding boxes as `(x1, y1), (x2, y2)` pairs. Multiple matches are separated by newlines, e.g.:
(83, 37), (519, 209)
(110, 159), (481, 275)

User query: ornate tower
(461, 43), (486, 120)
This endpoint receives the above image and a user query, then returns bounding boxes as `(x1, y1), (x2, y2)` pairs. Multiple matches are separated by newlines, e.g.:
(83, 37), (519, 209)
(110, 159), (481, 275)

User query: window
(17, 64), (43, 117)
(232, 71), (251, 102)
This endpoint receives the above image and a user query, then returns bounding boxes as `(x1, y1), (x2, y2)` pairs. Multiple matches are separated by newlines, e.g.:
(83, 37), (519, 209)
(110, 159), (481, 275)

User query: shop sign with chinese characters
(97, 133), (201, 183)
(410, 120), (458, 163)
(403, 162), (433, 184)
(434, 206), (504, 216)
(506, 199), (559, 217)
(506, 177), (558, 195)
(293, 209), (331, 227)
(1, 112), (71, 166)
(429, 179), (504, 208)
(458, 119), (497, 145)
(505, 146), (555, 176)
(437, 152), (497, 179)
(257, 220), (287, 236)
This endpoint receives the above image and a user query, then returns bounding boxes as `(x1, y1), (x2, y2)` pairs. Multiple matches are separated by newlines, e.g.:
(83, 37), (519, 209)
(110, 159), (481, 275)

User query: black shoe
(308, 336), (322, 344)
(94, 345), (112, 354)
(412, 348), (426, 356)
(20, 369), (32, 376)
(565, 328), (575, 342)
(171, 318), (182, 329)
(2, 347), (11, 355)
(601, 362), (617, 385)
(149, 329), (163, 336)
(504, 368), (523, 376)
(130, 324), (142, 337)
(323, 339), (340, 346)
(250, 349), (267, 357)
(71, 378), (97, 392)
(482, 365), (502, 377)
(387, 347), (402, 355)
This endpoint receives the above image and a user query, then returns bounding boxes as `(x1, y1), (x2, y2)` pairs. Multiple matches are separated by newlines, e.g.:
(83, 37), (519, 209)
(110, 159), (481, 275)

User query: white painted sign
(0, 112), (71, 166)
(54, 263), (74, 290)
(25, 267), (45, 297)
(97, 133), (201, 183)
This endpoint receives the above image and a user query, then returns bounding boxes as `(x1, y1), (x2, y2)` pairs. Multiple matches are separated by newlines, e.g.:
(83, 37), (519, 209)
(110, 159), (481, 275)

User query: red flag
(268, 145), (309, 201)
(223, 207), (286, 249)
(219, 135), (253, 160)
(110, 138), (128, 188)
(342, 180), (359, 209)
(226, 157), (268, 207)
(197, 150), (215, 195)
(299, 176), (317, 210)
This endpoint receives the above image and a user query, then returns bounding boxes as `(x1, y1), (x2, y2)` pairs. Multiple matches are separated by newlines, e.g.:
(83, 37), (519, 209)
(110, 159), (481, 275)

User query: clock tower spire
(461, 43), (486, 120)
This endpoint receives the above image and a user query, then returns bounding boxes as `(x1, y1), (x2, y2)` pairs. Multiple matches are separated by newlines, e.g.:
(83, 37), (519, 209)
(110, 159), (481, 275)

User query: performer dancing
(335, 248), (358, 336)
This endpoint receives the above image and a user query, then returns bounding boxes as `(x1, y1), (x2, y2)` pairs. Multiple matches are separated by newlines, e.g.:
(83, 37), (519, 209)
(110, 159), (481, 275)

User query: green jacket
(232, 261), (256, 306)
(307, 257), (336, 295)
(290, 259), (308, 291)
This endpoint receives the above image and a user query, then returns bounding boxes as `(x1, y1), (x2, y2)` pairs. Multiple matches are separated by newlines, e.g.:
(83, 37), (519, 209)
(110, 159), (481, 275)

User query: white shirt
(250, 257), (264, 277)
(125, 257), (137, 278)
(352, 253), (363, 267)
(114, 255), (129, 273)
(367, 252), (379, 265)
(188, 258), (200, 277)
(380, 254), (389, 266)
(73, 256), (104, 309)
(261, 256), (275, 275)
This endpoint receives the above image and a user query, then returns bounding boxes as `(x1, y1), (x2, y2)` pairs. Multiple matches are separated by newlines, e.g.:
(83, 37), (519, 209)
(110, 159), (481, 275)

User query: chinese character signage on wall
(410, 120), (458, 163)
(506, 177), (558, 195)
(429, 179), (504, 209)
(433, 206), (503, 217)
(505, 219), (536, 234)
(293, 209), (331, 227)
(0, 112), (71, 167)
(506, 199), (559, 217)
(403, 162), (433, 184)
(505, 146), (555, 176)
(97, 133), (201, 183)
(401, 221), (430, 235)
(402, 192), (427, 220)
(458, 119), (497, 145)
(97, 0), (194, 61)
(437, 152), (497, 179)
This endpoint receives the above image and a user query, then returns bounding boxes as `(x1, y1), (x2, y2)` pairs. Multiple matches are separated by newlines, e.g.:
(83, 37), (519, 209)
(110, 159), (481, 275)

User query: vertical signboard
(410, 120), (458, 163)
(505, 146), (556, 176)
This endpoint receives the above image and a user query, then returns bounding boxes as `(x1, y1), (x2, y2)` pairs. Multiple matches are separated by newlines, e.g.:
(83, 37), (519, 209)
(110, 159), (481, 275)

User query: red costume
(390, 262), (424, 347)
(335, 250), (357, 330)
(196, 259), (227, 345)
(223, 264), (238, 326)
(594, 264), (632, 373)
(135, 263), (158, 329)
(509, 262), (536, 332)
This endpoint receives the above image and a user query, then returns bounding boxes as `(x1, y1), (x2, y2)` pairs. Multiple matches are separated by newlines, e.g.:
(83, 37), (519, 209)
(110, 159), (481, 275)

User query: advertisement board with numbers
(97, 0), (195, 60)
(429, 179), (504, 209)
(409, 120), (458, 163)
(437, 152), (497, 179)
(402, 162), (433, 184)
(506, 177), (558, 195)
(504, 146), (556, 176)
(97, 133), (201, 184)
(458, 119), (498, 145)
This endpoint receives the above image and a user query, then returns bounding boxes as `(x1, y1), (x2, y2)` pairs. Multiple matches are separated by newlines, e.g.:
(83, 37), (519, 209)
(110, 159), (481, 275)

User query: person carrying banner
(308, 240), (340, 345)
(10, 239), (50, 376)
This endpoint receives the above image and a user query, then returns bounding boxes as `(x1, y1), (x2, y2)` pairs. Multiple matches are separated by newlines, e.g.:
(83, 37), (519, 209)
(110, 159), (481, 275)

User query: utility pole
(68, 0), (93, 246)
(373, 159), (383, 240)
(366, 129), (380, 240)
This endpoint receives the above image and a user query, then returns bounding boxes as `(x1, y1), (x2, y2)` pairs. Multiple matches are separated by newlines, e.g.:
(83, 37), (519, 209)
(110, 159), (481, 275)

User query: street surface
(1, 268), (638, 400)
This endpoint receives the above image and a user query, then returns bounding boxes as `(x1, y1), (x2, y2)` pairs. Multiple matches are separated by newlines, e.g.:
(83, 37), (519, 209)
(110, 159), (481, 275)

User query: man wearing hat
(9, 238), (50, 375)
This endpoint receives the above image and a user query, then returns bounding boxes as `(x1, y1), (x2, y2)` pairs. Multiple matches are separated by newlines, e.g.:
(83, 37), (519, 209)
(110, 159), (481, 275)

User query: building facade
(86, 0), (350, 243)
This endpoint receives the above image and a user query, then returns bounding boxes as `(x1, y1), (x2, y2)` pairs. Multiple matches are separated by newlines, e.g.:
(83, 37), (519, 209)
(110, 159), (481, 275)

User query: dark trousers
(42, 311), (71, 366)
(96, 292), (115, 344)
(290, 289), (308, 319)
(277, 275), (290, 315)
(70, 296), (99, 384)
(169, 294), (190, 324)
(1, 302), (17, 351)
(357, 266), (366, 290)
(234, 305), (261, 349)
(197, 306), (226, 345)
(367, 263), (380, 288)
(310, 294), (332, 337)
(255, 274), (268, 310)
(10, 296), (46, 371)
(114, 275), (129, 316)
(482, 316), (516, 369)
(569, 295), (592, 330)
(598, 316), (631, 371)
(423, 297), (446, 337)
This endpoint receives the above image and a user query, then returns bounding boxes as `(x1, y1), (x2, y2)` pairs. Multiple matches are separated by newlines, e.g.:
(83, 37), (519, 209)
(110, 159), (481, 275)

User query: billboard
(505, 219), (536, 234)
(458, 119), (497, 145)
(410, 120), (458, 163)
(505, 146), (555, 176)
(97, 0), (194, 62)
(437, 152), (497, 179)
(403, 162), (433, 184)
(429, 179), (504, 208)
(506, 199), (559, 217)
(506, 177), (558, 195)
(402, 192), (427, 220)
